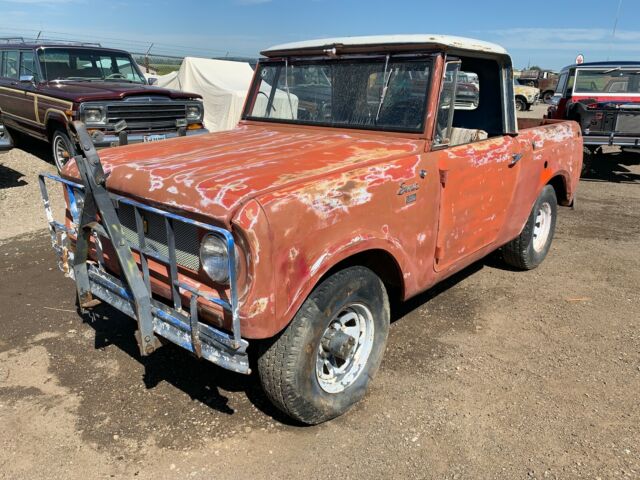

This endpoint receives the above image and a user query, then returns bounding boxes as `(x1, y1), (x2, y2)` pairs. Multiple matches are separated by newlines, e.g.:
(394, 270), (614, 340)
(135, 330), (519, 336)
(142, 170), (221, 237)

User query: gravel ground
(0, 136), (63, 243)
(0, 112), (639, 479)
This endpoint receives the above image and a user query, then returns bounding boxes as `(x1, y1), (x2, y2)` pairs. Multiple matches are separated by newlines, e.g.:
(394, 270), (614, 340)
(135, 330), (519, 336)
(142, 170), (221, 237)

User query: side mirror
(148, 77), (158, 86)
(19, 75), (35, 84)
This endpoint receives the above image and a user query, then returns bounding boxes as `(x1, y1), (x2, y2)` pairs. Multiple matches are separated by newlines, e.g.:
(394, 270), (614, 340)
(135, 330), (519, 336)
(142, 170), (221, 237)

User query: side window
(434, 61), (461, 146)
(1, 50), (19, 79)
(19, 51), (36, 80)
(434, 57), (502, 147)
(555, 73), (568, 94)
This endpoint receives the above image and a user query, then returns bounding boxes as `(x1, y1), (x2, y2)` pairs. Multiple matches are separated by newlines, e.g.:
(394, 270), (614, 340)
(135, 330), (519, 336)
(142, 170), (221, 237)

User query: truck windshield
(38, 48), (146, 84)
(244, 57), (432, 133)
(574, 68), (640, 95)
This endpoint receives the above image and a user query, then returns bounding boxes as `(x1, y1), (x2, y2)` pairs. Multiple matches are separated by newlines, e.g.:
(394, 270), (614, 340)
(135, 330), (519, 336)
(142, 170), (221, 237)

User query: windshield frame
(37, 47), (147, 84)
(242, 53), (435, 135)
(573, 66), (640, 96)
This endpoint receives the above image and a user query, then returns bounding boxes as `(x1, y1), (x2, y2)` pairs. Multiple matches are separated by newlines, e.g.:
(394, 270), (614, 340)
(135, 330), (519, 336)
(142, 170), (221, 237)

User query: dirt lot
(1, 110), (639, 479)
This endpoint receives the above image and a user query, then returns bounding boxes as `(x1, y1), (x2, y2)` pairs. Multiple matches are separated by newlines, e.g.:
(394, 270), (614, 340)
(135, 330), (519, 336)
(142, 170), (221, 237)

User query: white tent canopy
(151, 57), (299, 131)
(153, 57), (255, 132)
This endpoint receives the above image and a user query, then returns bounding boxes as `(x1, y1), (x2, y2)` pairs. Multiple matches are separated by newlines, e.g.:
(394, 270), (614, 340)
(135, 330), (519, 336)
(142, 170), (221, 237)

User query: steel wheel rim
(316, 303), (375, 394)
(53, 136), (69, 170)
(532, 202), (552, 252)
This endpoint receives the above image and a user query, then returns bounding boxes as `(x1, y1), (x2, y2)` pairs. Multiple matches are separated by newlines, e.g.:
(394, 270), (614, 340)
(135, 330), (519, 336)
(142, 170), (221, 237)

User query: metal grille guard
(38, 121), (249, 374)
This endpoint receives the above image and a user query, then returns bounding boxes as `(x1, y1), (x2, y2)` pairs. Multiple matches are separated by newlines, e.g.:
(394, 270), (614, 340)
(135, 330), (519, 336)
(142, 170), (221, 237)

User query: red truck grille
(106, 102), (188, 132)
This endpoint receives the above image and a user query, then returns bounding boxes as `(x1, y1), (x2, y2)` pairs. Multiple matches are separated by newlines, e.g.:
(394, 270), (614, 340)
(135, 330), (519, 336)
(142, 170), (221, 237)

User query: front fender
(275, 232), (413, 337)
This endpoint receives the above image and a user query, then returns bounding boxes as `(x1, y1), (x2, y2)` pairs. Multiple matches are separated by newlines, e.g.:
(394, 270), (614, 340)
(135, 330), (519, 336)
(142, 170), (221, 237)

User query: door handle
(510, 153), (522, 166)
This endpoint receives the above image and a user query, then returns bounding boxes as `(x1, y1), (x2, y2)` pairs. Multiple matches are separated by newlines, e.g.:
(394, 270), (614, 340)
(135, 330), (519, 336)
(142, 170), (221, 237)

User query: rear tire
(502, 185), (557, 270)
(543, 91), (554, 103)
(258, 266), (390, 425)
(51, 129), (76, 173)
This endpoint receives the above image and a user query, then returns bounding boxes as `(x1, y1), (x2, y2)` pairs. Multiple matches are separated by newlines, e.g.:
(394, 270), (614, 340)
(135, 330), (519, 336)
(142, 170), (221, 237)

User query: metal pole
(609, 0), (623, 60)
(145, 43), (154, 74)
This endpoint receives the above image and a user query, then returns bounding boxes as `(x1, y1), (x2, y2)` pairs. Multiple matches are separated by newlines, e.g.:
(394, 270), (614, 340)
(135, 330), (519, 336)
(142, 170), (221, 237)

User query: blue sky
(0, 0), (638, 70)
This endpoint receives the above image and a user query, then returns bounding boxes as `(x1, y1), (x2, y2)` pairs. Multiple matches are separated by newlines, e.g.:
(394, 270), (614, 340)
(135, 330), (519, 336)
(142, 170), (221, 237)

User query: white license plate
(143, 134), (167, 143)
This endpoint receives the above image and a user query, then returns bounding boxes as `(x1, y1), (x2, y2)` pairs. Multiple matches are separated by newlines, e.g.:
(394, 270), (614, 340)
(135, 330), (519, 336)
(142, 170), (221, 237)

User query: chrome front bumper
(38, 173), (250, 375)
(91, 128), (209, 148)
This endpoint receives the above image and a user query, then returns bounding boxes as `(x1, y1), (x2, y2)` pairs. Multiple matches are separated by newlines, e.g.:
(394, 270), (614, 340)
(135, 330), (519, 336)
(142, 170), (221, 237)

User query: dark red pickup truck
(0, 40), (207, 170)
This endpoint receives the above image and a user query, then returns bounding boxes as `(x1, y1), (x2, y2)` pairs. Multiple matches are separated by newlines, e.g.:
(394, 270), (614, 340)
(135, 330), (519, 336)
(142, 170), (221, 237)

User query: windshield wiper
(375, 54), (394, 122)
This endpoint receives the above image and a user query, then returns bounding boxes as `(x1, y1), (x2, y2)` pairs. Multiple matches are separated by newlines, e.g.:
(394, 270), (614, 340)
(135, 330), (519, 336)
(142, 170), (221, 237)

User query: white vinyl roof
(263, 34), (508, 56)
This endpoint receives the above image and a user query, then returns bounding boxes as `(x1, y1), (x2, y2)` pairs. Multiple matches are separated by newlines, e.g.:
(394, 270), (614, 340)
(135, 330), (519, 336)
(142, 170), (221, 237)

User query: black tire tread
(258, 266), (385, 424)
(502, 185), (557, 270)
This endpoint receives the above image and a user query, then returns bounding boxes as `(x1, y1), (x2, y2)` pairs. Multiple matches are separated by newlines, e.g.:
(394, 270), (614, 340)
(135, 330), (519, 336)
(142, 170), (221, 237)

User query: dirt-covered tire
(51, 129), (76, 173)
(502, 185), (557, 270)
(543, 91), (554, 103)
(257, 266), (390, 425)
(515, 97), (527, 112)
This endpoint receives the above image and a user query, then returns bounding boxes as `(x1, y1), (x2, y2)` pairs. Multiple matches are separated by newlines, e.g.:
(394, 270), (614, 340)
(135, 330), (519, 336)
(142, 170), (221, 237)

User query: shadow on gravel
(390, 260), (484, 323)
(12, 133), (55, 164)
(582, 149), (640, 184)
(0, 164), (27, 189)
(73, 259), (492, 426)
(78, 302), (300, 425)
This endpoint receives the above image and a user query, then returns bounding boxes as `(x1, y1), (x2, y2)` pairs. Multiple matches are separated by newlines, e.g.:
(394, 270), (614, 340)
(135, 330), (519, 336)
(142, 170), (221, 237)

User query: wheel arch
(321, 248), (405, 303)
(546, 172), (572, 206)
(276, 242), (408, 337)
(45, 112), (71, 140)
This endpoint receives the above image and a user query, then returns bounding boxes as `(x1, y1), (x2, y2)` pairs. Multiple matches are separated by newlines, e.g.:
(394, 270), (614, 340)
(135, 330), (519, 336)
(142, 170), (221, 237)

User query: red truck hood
(63, 124), (422, 225)
(37, 81), (200, 103)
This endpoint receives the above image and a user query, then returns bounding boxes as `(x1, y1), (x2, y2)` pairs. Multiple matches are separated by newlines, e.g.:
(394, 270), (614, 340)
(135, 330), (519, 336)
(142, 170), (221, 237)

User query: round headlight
(83, 107), (104, 124)
(200, 234), (230, 283)
(186, 104), (202, 121)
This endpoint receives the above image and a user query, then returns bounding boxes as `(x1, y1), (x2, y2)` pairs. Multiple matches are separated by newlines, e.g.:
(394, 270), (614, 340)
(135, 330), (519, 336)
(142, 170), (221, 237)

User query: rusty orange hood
(64, 124), (423, 224)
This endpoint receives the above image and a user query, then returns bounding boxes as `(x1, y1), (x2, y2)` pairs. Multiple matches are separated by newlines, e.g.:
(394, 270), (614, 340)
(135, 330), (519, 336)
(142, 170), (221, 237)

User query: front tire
(51, 129), (76, 173)
(515, 98), (527, 112)
(258, 266), (390, 424)
(502, 185), (557, 270)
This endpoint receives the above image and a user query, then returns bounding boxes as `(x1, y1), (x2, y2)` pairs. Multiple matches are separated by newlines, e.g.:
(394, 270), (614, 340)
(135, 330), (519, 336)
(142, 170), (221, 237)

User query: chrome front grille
(106, 102), (187, 132)
(117, 203), (200, 270)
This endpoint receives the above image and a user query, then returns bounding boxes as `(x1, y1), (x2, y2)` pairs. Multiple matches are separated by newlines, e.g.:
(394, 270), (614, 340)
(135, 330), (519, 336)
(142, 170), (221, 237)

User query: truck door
(0, 50), (38, 131)
(429, 58), (521, 272)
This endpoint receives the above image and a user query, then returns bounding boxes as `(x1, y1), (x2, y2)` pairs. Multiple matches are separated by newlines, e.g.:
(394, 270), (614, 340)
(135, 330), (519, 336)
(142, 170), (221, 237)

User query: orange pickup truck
(40, 35), (583, 424)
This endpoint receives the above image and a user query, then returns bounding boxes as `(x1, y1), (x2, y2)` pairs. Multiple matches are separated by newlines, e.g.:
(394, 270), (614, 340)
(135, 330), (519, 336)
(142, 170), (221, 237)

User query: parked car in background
(40, 34), (582, 424)
(519, 69), (558, 102)
(547, 61), (640, 175)
(0, 39), (207, 171)
(514, 78), (540, 111)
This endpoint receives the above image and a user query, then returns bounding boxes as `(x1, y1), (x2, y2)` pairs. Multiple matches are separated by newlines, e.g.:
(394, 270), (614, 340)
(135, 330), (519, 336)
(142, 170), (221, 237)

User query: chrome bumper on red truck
(38, 122), (249, 375)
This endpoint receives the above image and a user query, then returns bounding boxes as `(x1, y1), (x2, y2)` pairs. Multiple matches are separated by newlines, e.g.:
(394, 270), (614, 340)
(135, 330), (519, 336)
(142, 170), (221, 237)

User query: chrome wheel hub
(53, 136), (70, 170)
(533, 202), (552, 252)
(316, 303), (375, 393)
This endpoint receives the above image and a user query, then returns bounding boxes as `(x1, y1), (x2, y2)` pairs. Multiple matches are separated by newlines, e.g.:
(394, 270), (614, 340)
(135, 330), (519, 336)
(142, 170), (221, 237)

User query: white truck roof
(262, 34), (507, 56)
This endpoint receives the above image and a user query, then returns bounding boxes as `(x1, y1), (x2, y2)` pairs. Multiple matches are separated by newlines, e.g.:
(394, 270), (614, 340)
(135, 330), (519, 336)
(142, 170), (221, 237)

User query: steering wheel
(256, 90), (276, 113)
(106, 73), (125, 79)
